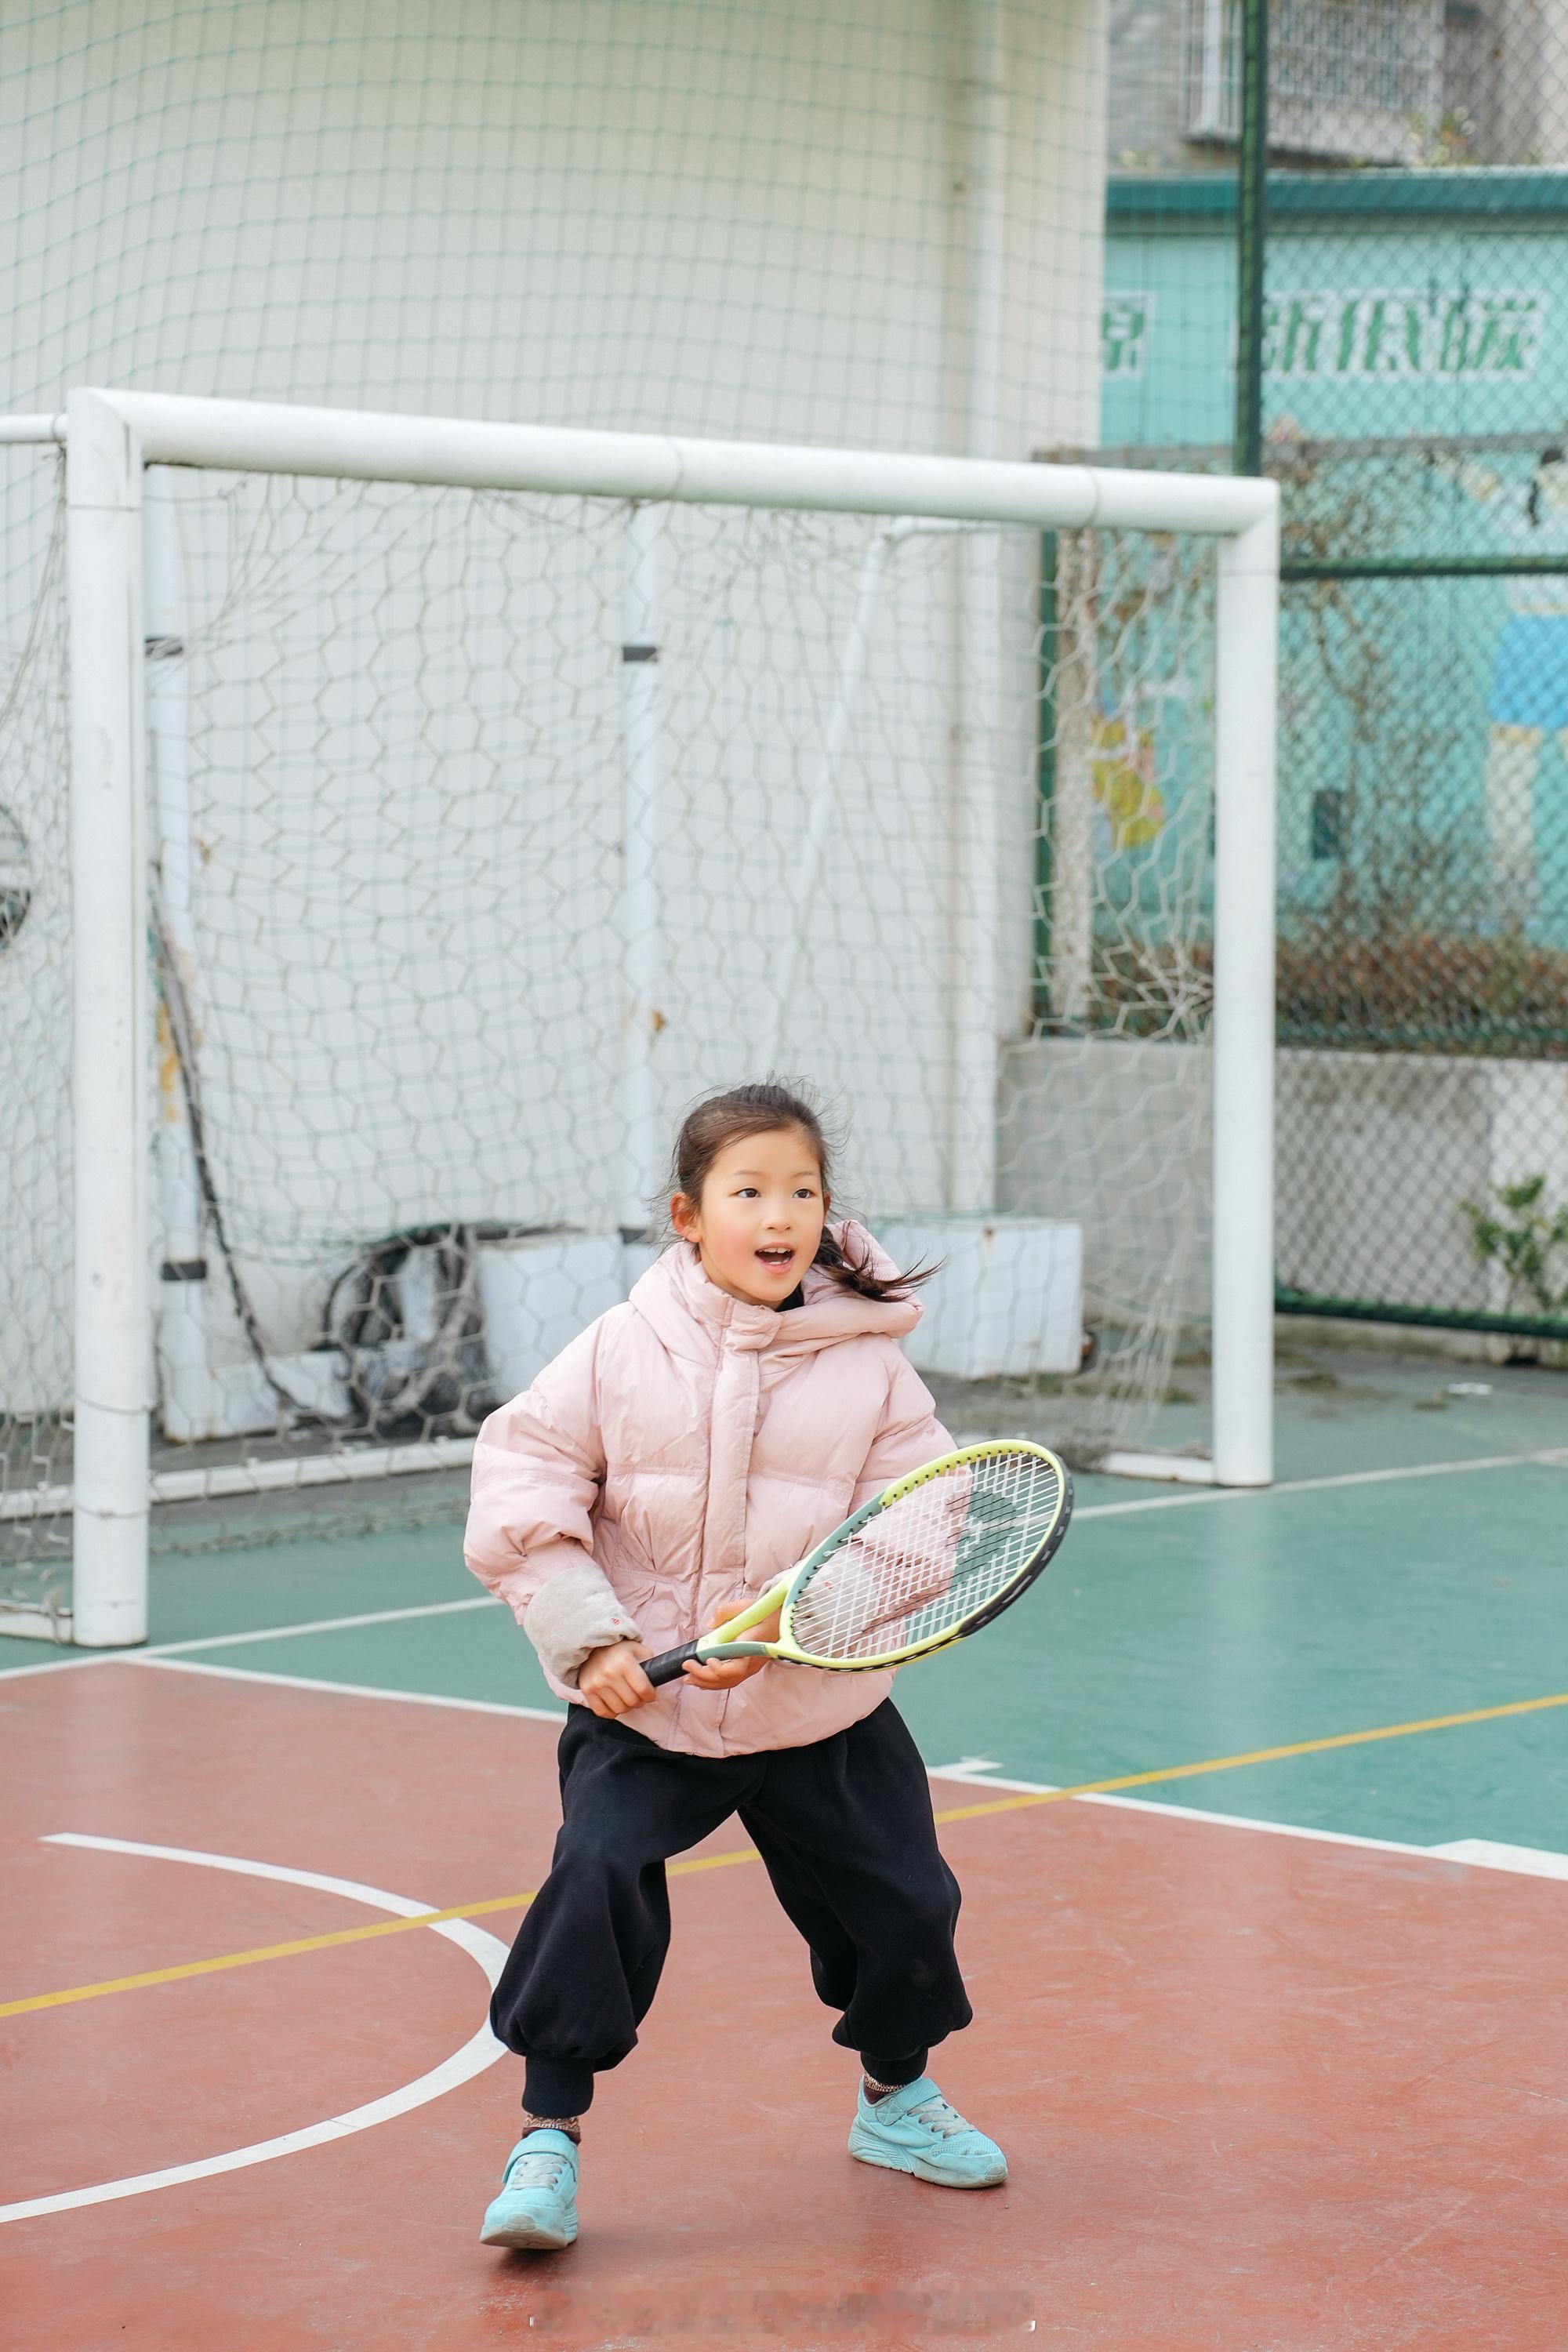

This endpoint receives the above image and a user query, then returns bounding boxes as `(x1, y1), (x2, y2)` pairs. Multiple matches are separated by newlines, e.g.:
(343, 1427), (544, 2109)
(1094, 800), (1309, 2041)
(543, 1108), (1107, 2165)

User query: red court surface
(5, 1661), (1568, 2350)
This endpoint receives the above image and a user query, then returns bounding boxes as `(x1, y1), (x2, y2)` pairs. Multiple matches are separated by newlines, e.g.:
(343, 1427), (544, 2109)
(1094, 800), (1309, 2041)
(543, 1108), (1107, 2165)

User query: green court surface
(6, 1340), (1563, 1857)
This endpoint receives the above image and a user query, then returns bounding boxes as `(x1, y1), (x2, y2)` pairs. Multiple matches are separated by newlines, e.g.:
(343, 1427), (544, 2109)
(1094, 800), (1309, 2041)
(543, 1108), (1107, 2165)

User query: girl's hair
(668, 1080), (936, 1304)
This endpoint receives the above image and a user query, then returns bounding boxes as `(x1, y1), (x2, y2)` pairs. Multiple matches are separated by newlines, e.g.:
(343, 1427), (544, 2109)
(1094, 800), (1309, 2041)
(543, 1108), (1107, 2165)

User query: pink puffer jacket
(464, 1224), (951, 1757)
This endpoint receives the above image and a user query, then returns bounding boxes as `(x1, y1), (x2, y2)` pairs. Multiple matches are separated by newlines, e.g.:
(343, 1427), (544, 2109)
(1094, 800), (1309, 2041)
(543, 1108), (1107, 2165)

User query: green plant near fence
(1460, 1175), (1568, 1320)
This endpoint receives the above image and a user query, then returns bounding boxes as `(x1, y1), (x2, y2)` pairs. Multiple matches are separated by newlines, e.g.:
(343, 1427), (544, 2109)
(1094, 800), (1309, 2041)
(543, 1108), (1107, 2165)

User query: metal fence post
(1234, 0), (1269, 479)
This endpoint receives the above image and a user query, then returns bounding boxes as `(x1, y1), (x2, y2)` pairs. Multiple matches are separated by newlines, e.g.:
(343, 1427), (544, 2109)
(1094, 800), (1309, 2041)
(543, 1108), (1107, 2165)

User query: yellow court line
(7, 1687), (1568, 2024)
(928, 1686), (1568, 1826)
(0, 1844), (763, 2022)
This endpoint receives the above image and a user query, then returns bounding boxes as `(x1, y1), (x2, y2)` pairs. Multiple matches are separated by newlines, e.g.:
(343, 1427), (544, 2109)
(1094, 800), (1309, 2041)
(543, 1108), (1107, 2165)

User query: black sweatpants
(491, 1700), (972, 2116)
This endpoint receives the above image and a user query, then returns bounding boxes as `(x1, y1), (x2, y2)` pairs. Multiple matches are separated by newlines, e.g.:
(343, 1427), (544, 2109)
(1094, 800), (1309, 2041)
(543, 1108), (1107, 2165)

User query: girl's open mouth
(755, 1247), (794, 1271)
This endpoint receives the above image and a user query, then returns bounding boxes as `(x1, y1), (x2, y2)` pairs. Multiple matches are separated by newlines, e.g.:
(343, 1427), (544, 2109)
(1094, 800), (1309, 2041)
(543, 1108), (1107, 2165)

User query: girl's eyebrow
(728, 1167), (820, 1182)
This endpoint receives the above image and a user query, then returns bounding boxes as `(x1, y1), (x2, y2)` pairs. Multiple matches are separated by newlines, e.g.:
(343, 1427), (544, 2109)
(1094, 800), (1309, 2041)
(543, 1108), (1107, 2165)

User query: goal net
(0, 399), (1275, 1641)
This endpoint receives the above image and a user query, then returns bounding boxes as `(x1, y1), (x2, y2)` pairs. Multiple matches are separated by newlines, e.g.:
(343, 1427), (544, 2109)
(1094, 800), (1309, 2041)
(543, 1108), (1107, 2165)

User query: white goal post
(9, 389), (1278, 1646)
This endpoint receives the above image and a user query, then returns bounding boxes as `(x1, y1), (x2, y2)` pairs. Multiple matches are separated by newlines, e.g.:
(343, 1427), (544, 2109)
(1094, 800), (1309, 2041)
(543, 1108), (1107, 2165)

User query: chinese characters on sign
(1263, 289), (1547, 379)
(1102, 293), (1152, 379)
(1101, 289), (1548, 382)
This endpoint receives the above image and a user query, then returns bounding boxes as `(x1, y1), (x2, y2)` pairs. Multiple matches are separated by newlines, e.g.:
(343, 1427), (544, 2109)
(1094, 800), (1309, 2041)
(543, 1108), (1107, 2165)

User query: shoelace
(906, 2094), (971, 2140)
(503, 2147), (572, 2191)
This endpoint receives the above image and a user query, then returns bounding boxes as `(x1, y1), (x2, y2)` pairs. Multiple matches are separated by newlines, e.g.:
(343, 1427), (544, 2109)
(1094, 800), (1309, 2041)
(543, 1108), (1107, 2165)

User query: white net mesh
(0, 463), (1221, 1624)
(1002, 526), (1218, 1452)
(0, 470), (71, 1626)
(170, 478), (965, 1246)
(787, 1446), (1067, 1664)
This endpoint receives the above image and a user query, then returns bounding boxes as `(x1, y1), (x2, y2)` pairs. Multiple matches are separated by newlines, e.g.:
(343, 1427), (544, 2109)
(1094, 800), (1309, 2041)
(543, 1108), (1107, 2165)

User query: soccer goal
(0, 391), (1277, 1646)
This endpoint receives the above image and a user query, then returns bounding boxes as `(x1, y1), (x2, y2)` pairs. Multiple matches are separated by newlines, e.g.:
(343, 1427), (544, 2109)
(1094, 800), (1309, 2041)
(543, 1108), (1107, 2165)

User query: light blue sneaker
(848, 2075), (1007, 2189)
(479, 2129), (579, 2249)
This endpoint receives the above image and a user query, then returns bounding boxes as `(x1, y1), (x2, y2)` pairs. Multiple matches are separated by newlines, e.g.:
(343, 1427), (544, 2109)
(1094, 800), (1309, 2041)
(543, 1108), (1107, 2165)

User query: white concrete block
(872, 1216), (1083, 1379)
(477, 1231), (627, 1399)
(201, 1348), (351, 1440)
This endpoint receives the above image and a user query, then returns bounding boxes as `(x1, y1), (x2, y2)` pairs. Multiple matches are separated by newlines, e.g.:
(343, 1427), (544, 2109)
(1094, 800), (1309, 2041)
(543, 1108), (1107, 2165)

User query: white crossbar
(57, 388), (1276, 535)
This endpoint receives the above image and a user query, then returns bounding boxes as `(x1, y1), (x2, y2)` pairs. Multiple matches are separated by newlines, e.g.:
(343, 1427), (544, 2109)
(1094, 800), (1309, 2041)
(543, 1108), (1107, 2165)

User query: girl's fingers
(578, 1641), (655, 1717)
(606, 1667), (653, 1711)
(681, 1655), (766, 1689)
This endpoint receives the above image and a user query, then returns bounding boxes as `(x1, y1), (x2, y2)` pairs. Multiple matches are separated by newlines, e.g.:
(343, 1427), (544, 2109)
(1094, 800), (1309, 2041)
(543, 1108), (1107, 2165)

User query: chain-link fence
(1102, 0), (1568, 1345)
(1275, 435), (1568, 1341)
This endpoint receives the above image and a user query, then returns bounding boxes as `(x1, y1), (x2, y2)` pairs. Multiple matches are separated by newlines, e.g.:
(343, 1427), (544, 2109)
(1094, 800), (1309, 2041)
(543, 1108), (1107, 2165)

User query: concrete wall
(0, 1), (1108, 459)
(1107, 0), (1221, 175)
(1000, 1033), (1568, 1328)
(999, 1034), (1214, 1325)
(1106, 1), (1560, 175)
(1277, 1048), (1568, 1320)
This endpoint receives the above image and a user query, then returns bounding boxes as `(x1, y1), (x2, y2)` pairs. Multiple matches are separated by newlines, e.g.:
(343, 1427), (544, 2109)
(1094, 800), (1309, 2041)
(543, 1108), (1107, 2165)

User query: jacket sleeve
(463, 1317), (643, 1687)
(849, 1351), (953, 1509)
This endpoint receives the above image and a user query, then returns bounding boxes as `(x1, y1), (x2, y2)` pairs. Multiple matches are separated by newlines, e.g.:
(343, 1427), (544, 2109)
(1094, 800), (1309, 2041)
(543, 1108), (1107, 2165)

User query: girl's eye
(735, 1186), (759, 1198)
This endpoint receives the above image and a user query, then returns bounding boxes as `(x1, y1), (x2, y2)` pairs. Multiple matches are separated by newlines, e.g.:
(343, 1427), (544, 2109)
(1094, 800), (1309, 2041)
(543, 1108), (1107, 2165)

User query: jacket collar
(629, 1222), (921, 1361)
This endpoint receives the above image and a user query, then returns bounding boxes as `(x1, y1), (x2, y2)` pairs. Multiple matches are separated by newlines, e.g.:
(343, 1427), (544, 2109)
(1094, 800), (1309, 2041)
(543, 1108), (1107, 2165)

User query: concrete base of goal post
(1210, 496), (1279, 1489)
(67, 389), (153, 1643)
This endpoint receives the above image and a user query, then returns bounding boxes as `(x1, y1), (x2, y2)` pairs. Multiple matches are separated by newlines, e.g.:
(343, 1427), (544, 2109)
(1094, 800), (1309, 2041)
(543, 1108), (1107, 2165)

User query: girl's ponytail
(809, 1218), (936, 1304)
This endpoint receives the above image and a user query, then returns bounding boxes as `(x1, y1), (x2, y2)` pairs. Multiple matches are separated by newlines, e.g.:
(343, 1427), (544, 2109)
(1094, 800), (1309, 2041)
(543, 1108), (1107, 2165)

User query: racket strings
(787, 1452), (1064, 1663)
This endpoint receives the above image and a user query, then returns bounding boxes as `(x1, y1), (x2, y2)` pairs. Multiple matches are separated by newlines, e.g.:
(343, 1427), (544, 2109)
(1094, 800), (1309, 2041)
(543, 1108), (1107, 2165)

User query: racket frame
(649, 1439), (1071, 1681)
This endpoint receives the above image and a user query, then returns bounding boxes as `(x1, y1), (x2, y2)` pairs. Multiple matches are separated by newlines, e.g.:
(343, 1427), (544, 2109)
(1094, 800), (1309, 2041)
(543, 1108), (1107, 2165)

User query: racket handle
(641, 1640), (701, 1689)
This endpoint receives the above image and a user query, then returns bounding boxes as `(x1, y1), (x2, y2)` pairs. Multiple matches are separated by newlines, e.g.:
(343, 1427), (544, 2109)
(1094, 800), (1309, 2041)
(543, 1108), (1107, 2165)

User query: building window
(1310, 788), (1346, 862)
(1184, 0), (1447, 165)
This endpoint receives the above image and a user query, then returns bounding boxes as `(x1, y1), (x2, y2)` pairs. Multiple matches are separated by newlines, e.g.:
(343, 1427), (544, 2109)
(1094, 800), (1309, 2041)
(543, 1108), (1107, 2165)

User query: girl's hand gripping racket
(641, 1439), (1071, 1686)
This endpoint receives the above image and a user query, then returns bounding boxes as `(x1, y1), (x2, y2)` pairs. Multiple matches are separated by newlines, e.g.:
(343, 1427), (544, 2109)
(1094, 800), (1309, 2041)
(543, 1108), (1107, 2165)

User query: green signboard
(1100, 171), (1568, 451)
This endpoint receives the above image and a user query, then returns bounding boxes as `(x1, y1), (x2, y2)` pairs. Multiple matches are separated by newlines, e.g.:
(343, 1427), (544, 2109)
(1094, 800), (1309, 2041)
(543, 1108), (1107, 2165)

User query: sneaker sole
(848, 2135), (1007, 2190)
(479, 2216), (578, 2250)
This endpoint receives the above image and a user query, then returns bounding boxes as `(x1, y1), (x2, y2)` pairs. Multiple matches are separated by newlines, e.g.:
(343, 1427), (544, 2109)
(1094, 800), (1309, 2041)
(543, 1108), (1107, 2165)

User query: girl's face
(671, 1125), (828, 1308)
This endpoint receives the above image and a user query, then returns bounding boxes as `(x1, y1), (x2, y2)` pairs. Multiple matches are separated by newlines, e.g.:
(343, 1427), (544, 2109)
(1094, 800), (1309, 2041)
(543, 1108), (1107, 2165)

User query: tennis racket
(641, 1439), (1071, 1686)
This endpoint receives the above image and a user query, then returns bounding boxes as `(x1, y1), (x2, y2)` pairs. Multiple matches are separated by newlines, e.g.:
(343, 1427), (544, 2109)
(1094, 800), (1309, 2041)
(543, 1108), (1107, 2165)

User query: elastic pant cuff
(858, 2048), (928, 2089)
(523, 2056), (596, 2118)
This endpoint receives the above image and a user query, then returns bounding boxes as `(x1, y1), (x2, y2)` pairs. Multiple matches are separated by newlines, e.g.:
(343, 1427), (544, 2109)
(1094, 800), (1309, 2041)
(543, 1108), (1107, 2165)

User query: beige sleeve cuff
(521, 1560), (642, 1687)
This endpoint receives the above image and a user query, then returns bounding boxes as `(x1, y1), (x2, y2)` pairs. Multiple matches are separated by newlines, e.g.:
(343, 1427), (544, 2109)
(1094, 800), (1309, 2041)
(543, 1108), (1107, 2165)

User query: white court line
(926, 1763), (1568, 1878)
(96, 1660), (1568, 1890)
(1074, 1445), (1568, 1520)
(2, 1757), (1559, 2225)
(136, 1652), (564, 1724)
(5, 1446), (1565, 1683)
(0, 1594), (503, 1680)
(1428, 1838), (1568, 1882)
(0, 1833), (510, 2227)
(151, 1594), (502, 1654)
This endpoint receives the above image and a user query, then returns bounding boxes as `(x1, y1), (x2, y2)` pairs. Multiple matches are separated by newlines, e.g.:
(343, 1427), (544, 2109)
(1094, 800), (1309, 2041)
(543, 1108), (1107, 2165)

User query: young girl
(465, 1082), (1005, 2252)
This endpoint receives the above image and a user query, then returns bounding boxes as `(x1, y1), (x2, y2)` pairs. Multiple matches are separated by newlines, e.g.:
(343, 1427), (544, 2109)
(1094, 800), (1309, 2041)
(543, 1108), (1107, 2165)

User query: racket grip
(641, 1640), (702, 1689)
